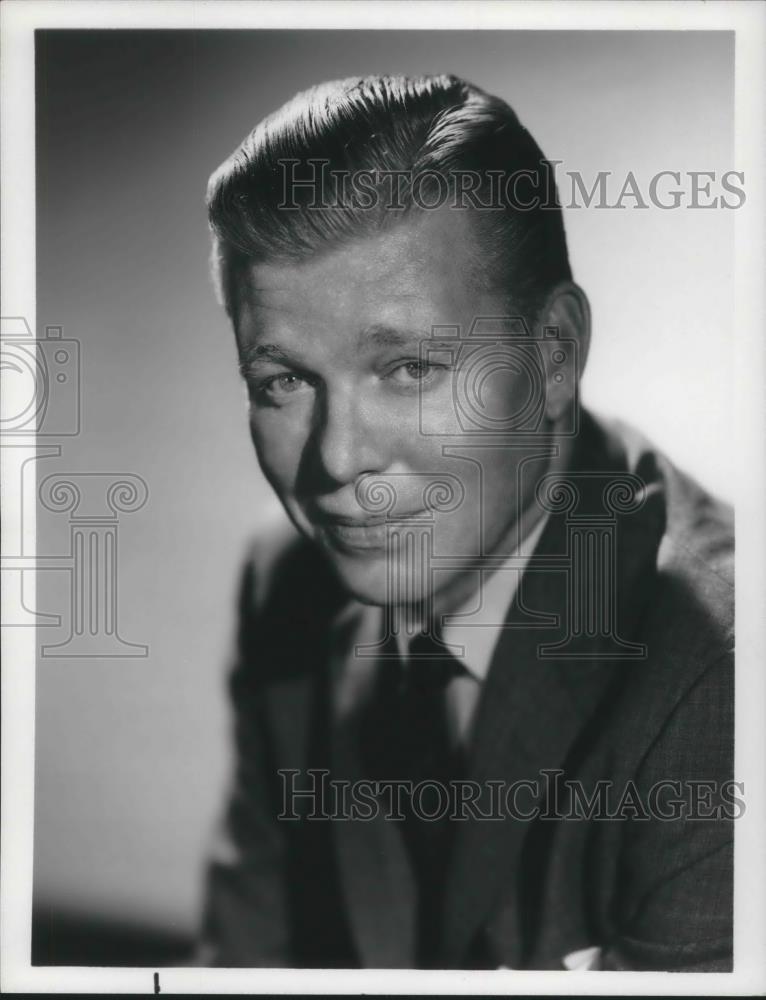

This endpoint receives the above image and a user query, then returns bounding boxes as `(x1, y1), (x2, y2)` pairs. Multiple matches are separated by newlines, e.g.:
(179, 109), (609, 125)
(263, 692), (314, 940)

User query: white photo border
(1, 1), (764, 994)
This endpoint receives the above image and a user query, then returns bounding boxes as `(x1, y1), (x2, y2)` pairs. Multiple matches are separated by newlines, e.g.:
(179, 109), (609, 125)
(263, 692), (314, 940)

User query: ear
(536, 282), (591, 425)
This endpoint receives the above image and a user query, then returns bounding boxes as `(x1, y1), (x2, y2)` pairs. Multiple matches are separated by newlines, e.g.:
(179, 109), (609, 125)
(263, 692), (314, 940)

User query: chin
(325, 549), (391, 605)
(326, 546), (438, 609)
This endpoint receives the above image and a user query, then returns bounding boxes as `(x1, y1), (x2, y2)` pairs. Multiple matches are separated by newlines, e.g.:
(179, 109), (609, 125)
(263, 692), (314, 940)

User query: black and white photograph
(1, 1), (764, 994)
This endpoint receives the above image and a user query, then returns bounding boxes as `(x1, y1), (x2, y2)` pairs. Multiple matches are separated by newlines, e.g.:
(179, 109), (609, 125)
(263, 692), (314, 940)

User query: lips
(311, 509), (429, 553)
(317, 520), (390, 552)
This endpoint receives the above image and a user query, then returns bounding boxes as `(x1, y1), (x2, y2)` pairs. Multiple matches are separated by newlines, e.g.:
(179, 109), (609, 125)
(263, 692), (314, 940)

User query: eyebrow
(238, 343), (302, 373)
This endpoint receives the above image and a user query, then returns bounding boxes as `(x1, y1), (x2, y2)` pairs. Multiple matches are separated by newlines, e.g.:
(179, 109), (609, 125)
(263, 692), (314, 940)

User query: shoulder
(239, 516), (316, 610)
(597, 412), (733, 649)
(233, 514), (349, 681)
(581, 414), (734, 760)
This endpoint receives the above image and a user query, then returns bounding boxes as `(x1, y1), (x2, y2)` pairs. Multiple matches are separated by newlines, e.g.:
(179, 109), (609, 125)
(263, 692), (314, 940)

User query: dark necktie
(363, 630), (466, 967)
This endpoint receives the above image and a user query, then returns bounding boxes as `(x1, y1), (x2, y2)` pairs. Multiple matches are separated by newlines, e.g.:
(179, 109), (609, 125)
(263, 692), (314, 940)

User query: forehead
(237, 208), (492, 338)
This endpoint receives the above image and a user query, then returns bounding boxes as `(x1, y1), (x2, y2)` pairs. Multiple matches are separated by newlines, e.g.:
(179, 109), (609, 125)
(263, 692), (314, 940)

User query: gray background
(33, 29), (734, 944)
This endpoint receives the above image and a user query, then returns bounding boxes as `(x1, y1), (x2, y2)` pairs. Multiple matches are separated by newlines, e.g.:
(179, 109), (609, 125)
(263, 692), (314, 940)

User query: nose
(312, 385), (387, 487)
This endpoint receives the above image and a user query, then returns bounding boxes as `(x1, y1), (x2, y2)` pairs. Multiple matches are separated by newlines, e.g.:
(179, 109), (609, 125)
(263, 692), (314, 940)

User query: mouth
(311, 510), (429, 553)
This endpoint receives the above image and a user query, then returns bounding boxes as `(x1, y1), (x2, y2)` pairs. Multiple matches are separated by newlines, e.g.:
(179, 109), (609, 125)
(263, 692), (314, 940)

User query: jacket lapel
(442, 513), (614, 966)
(329, 611), (417, 968)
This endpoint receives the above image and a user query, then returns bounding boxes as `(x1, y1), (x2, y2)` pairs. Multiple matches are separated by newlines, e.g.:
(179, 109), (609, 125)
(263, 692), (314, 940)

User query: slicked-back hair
(207, 74), (572, 326)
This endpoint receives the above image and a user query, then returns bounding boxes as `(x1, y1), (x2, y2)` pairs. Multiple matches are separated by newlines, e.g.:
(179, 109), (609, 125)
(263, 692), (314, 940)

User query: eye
(254, 372), (313, 404)
(268, 373), (305, 393)
(389, 360), (440, 384)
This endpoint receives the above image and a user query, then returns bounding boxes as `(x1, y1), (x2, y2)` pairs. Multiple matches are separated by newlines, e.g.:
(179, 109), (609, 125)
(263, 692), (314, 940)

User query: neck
(394, 431), (574, 630)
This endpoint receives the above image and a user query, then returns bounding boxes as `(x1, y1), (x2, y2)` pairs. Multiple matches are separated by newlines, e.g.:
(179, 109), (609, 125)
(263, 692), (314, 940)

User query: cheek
(481, 368), (529, 422)
(482, 451), (523, 508)
(248, 408), (310, 489)
(395, 424), (453, 479)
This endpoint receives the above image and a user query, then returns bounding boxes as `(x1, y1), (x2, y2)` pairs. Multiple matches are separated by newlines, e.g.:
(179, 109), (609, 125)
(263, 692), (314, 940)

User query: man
(199, 75), (734, 971)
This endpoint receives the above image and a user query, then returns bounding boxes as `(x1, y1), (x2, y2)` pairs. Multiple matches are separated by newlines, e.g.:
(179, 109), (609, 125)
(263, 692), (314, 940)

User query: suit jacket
(201, 410), (734, 971)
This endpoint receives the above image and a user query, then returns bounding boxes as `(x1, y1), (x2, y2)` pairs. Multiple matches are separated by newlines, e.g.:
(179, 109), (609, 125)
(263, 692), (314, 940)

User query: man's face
(235, 208), (553, 611)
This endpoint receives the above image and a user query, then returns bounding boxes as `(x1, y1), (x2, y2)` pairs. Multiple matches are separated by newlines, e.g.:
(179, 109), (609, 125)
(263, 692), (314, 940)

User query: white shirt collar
(441, 513), (548, 682)
(395, 512), (549, 683)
